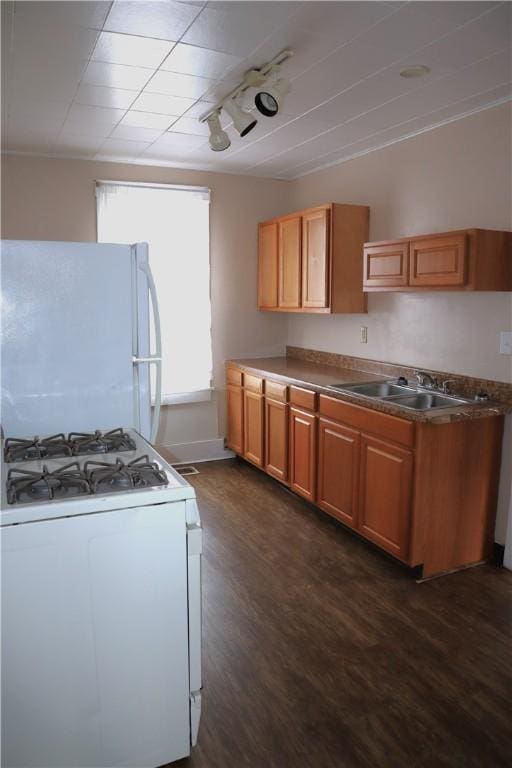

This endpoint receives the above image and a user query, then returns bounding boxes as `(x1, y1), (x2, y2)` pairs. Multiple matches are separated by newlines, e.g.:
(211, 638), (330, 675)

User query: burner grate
(86, 455), (168, 493)
(4, 428), (136, 463)
(6, 462), (90, 504)
(6, 455), (169, 504)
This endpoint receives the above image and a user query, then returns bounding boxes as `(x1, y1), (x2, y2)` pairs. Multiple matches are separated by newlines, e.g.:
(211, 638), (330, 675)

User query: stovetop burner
(4, 428), (137, 463)
(6, 455), (168, 505)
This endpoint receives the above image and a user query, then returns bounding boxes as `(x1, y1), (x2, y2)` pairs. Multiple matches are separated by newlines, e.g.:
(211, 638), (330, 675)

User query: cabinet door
(278, 216), (301, 308)
(243, 390), (264, 467)
(363, 242), (409, 287)
(409, 234), (467, 287)
(302, 208), (330, 308)
(317, 418), (359, 528)
(358, 435), (413, 560)
(258, 221), (278, 308)
(289, 407), (316, 502)
(226, 384), (243, 455)
(265, 399), (288, 482)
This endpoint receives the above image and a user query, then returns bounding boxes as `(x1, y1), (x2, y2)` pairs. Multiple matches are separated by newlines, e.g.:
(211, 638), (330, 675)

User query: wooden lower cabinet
(226, 383), (243, 454)
(317, 417), (359, 528)
(289, 407), (317, 503)
(243, 390), (264, 467)
(358, 434), (413, 561)
(226, 367), (504, 577)
(265, 398), (288, 482)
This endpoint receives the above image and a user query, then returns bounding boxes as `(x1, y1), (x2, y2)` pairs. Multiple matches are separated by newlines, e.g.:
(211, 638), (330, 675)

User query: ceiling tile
(83, 61), (153, 91)
(60, 118), (114, 139)
(161, 43), (242, 79)
(413, 2), (502, 29)
(52, 134), (104, 158)
(13, 1), (110, 30)
(110, 124), (166, 142)
(182, 1), (302, 56)
(290, 1), (398, 44)
(120, 111), (175, 129)
(75, 84), (138, 109)
(96, 138), (153, 158)
(145, 70), (215, 98)
(167, 115), (210, 136)
(104, 1), (202, 41)
(130, 91), (196, 115)
(11, 21), (100, 63)
(184, 100), (217, 118)
(92, 31), (174, 69)
(67, 103), (126, 127)
(158, 131), (207, 149)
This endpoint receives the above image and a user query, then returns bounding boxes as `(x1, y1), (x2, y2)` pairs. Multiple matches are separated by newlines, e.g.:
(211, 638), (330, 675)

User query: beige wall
(0, 154), (291, 446)
(288, 101), (512, 383)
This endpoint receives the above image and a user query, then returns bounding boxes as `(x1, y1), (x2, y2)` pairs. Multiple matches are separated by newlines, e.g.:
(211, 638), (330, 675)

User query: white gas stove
(1, 427), (202, 768)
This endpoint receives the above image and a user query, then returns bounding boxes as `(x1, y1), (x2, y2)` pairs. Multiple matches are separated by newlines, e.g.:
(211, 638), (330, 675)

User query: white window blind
(96, 181), (212, 400)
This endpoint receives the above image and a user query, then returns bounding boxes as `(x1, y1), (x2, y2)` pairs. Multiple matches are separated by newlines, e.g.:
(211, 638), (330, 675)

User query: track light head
(223, 98), (257, 137)
(206, 112), (230, 152)
(254, 77), (291, 117)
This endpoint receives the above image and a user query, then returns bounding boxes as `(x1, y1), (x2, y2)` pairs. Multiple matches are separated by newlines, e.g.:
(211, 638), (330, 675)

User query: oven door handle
(136, 261), (162, 444)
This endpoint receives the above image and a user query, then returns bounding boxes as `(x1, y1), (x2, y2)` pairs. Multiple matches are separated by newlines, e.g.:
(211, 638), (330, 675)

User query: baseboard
(162, 438), (235, 464)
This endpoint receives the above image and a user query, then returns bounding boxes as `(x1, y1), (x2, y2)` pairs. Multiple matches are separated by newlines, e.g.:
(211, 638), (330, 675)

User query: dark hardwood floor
(166, 457), (512, 768)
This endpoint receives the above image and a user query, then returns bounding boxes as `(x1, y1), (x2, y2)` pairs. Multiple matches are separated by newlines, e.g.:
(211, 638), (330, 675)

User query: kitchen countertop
(228, 357), (509, 424)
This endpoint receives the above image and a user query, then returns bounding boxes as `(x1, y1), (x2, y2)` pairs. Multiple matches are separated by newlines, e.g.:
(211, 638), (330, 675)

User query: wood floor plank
(163, 457), (512, 768)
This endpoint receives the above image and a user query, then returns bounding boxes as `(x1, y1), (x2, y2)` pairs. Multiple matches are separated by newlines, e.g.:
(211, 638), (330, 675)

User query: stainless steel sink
(385, 393), (469, 411)
(329, 379), (474, 411)
(330, 381), (414, 397)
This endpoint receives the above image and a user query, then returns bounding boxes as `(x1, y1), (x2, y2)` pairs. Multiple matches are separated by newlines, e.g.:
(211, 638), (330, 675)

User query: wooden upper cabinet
(409, 233), (467, 287)
(258, 221), (278, 308)
(363, 242), (409, 288)
(364, 229), (512, 292)
(278, 216), (302, 308)
(258, 203), (369, 313)
(358, 435), (413, 561)
(302, 208), (329, 308)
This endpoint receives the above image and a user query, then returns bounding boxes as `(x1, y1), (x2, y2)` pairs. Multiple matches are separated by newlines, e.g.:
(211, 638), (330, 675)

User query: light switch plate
(499, 331), (512, 354)
(360, 326), (368, 343)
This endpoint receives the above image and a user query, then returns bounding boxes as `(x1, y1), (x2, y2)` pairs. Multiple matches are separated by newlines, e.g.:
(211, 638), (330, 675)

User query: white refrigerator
(1, 239), (162, 442)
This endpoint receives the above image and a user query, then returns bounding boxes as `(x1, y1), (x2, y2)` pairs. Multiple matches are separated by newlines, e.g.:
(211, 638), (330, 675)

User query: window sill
(153, 389), (214, 406)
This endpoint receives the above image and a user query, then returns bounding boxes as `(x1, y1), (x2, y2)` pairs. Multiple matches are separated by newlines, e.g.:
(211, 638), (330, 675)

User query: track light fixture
(254, 77), (291, 117)
(206, 112), (231, 151)
(223, 98), (257, 137)
(199, 49), (293, 152)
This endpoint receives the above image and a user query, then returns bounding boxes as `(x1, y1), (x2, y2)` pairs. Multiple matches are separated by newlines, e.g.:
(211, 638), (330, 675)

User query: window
(96, 181), (212, 404)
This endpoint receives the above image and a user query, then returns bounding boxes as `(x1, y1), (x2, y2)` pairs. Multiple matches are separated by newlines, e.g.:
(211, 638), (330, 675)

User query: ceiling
(1, 1), (510, 179)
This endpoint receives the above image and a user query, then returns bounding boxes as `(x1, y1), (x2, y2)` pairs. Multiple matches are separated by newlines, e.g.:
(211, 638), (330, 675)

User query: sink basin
(385, 393), (469, 411)
(328, 379), (474, 411)
(331, 381), (413, 397)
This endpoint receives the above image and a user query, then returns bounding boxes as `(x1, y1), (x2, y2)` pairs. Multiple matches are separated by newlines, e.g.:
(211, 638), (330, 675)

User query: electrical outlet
(500, 331), (512, 355)
(360, 326), (368, 344)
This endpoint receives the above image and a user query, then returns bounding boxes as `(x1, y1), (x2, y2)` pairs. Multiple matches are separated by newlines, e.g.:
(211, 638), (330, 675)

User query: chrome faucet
(440, 379), (456, 394)
(413, 371), (437, 389)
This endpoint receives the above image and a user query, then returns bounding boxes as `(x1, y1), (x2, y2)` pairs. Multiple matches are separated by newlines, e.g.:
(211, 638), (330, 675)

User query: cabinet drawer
(319, 395), (414, 448)
(265, 379), (288, 402)
(289, 386), (317, 411)
(363, 242), (409, 288)
(244, 373), (264, 394)
(409, 234), (467, 287)
(226, 367), (243, 387)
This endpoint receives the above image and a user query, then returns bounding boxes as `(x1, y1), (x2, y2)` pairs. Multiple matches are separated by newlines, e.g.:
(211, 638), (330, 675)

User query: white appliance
(0, 241), (202, 768)
(1, 239), (162, 443)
